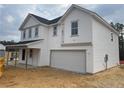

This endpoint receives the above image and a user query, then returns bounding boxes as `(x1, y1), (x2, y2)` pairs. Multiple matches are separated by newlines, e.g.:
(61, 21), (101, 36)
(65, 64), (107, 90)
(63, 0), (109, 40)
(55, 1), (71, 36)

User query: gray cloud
(84, 4), (124, 23)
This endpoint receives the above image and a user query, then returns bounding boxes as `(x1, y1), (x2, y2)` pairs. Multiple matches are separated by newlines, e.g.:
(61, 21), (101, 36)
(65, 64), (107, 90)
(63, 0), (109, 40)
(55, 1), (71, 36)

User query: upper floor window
(35, 27), (39, 37)
(28, 28), (32, 38)
(71, 21), (78, 36)
(23, 31), (26, 39)
(53, 25), (57, 36)
(111, 33), (113, 42)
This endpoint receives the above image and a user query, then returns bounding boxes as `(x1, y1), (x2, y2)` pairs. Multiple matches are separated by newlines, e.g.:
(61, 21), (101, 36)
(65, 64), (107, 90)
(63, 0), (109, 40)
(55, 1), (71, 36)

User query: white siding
(48, 24), (62, 48)
(62, 8), (92, 44)
(92, 18), (119, 73)
(23, 17), (39, 28)
(19, 26), (50, 67)
(21, 17), (48, 41)
(32, 49), (40, 66)
(37, 26), (49, 66)
(21, 26), (47, 41)
(19, 49), (39, 66)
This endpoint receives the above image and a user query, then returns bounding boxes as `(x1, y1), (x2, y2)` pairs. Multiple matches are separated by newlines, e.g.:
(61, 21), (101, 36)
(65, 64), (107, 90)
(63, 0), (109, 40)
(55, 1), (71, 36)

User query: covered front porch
(5, 40), (41, 69)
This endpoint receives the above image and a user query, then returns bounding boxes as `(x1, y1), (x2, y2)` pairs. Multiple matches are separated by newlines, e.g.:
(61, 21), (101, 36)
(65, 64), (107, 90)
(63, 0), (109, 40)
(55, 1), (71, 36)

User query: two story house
(9, 4), (119, 74)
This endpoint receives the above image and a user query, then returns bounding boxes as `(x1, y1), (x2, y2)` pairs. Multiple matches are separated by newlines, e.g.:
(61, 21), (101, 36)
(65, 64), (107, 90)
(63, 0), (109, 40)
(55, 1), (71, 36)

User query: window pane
(72, 22), (75, 28)
(53, 26), (57, 36)
(75, 21), (78, 27)
(72, 21), (78, 28)
(29, 28), (32, 38)
(72, 29), (74, 35)
(54, 26), (57, 31)
(71, 21), (78, 35)
(75, 28), (78, 35)
(35, 27), (38, 37)
(23, 31), (26, 39)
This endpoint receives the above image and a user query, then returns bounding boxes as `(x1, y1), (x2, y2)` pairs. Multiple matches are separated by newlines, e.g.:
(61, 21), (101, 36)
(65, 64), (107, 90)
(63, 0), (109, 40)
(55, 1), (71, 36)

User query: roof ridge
(49, 16), (63, 21)
(30, 13), (49, 20)
(30, 13), (62, 25)
(30, 13), (62, 21)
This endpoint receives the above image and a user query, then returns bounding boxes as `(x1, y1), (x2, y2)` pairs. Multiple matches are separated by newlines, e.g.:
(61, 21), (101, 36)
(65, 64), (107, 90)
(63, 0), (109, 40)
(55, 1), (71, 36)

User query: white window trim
(23, 31), (26, 39)
(71, 20), (78, 36)
(35, 27), (39, 37)
(111, 32), (114, 42)
(28, 28), (32, 38)
(53, 25), (57, 36)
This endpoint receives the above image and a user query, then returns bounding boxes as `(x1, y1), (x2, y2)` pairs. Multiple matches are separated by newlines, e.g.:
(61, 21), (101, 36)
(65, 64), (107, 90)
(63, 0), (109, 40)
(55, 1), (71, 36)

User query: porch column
(6, 51), (9, 66)
(15, 50), (18, 67)
(25, 49), (28, 70)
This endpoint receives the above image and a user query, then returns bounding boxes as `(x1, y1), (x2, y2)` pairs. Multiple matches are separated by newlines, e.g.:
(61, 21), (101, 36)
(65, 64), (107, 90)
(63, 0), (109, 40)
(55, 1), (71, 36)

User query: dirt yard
(0, 66), (124, 88)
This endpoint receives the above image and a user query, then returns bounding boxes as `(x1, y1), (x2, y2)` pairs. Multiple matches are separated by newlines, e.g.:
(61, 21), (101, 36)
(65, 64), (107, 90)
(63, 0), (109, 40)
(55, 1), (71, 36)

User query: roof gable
(58, 4), (119, 35)
(19, 13), (62, 30)
(0, 44), (5, 50)
(19, 4), (119, 35)
(19, 14), (42, 30)
(30, 14), (62, 25)
(23, 15), (41, 29)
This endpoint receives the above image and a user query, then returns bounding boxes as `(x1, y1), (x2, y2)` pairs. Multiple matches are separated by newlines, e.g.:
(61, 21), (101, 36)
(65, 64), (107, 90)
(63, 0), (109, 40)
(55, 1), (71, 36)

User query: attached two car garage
(50, 50), (86, 73)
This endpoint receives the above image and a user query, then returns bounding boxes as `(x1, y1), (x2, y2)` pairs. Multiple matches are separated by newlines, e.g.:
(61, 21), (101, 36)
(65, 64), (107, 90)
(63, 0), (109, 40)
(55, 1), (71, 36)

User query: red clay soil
(0, 66), (124, 88)
(120, 60), (124, 64)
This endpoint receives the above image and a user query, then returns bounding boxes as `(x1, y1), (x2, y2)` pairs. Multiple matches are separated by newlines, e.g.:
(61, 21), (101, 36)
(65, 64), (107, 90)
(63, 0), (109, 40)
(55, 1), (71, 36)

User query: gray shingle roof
(15, 39), (41, 45)
(30, 14), (62, 25)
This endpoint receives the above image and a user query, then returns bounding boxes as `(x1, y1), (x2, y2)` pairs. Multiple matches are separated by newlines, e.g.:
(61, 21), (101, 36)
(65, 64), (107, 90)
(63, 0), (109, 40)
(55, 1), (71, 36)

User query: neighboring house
(0, 41), (19, 62)
(0, 43), (5, 57)
(0, 43), (5, 50)
(7, 4), (119, 74)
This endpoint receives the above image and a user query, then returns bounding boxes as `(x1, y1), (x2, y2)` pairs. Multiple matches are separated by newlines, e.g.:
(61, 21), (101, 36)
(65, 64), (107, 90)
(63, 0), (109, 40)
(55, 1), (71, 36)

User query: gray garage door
(50, 50), (86, 73)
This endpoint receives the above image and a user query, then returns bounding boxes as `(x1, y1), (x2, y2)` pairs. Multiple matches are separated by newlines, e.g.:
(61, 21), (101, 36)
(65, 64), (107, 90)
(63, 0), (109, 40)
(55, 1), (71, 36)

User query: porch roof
(6, 39), (42, 51)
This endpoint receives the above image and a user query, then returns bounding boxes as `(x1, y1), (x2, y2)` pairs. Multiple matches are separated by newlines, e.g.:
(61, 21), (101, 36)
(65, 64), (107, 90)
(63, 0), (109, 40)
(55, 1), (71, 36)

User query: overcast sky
(0, 4), (124, 41)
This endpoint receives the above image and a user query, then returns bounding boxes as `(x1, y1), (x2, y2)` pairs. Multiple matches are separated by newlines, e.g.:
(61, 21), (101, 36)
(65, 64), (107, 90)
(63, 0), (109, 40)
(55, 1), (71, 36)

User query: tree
(110, 22), (115, 29)
(110, 22), (124, 60)
(115, 23), (124, 32)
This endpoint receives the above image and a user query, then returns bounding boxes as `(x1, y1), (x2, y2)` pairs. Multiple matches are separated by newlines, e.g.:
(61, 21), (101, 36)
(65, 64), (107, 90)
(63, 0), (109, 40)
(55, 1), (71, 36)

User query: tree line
(110, 22), (124, 60)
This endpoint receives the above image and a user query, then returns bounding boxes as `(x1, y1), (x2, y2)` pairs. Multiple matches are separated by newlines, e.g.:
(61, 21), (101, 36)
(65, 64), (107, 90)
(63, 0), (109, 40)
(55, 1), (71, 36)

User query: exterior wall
(19, 30), (50, 67)
(19, 16), (50, 67)
(92, 18), (119, 73)
(48, 24), (62, 48)
(38, 26), (50, 66)
(23, 17), (39, 28)
(32, 49), (40, 66)
(62, 8), (92, 44)
(18, 49), (40, 66)
(48, 23), (93, 73)
(50, 46), (93, 73)
(47, 8), (93, 73)
(20, 17), (48, 41)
